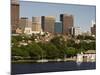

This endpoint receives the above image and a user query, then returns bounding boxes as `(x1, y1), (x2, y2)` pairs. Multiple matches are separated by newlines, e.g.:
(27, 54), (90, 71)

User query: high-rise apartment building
(41, 16), (55, 33)
(11, 0), (19, 33)
(60, 14), (74, 35)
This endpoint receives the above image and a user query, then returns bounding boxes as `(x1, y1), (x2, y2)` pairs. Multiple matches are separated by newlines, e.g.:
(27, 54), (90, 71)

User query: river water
(11, 61), (96, 75)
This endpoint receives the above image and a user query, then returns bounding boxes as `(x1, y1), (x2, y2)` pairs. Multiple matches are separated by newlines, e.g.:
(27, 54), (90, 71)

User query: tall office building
(41, 16), (55, 33)
(55, 22), (62, 33)
(91, 22), (96, 36)
(28, 19), (32, 28)
(60, 14), (74, 35)
(32, 17), (42, 32)
(11, 0), (19, 33)
(18, 17), (28, 33)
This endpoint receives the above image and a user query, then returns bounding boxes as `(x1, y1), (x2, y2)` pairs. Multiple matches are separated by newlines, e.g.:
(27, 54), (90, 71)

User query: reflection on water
(76, 62), (82, 66)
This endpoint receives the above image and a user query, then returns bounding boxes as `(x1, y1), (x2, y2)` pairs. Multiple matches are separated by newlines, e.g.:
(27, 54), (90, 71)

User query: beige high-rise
(32, 17), (42, 32)
(41, 16), (55, 33)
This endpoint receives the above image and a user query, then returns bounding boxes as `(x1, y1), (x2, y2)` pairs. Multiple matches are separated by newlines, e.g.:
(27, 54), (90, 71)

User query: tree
(86, 41), (96, 50)
(76, 35), (95, 40)
(26, 42), (43, 60)
(50, 36), (65, 47)
(11, 45), (30, 61)
(12, 35), (23, 42)
(67, 39), (75, 47)
(84, 36), (95, 40)
(50, 36), (67, 58)
(38, 42), (60, 59)
(76, 35), (84, 40)
(12, 45), (29, 57)
(65, 47), (77, 57)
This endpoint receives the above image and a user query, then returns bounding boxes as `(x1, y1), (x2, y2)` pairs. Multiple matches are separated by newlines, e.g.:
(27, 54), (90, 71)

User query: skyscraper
(18, 17), (28, 33)
(11, 0), (19, 33)
(27, 19), (32, 28)
(55, 22), (62, 33)
(32, 17), (42, 32)
(41, 16), (55, 33)
(60, 14), (74, 35)
(91, 23), (96, 36)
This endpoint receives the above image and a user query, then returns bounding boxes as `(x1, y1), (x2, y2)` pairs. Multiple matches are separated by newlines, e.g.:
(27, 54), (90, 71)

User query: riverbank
(11, 58), (96, 63)
(12, 58), (77, 63)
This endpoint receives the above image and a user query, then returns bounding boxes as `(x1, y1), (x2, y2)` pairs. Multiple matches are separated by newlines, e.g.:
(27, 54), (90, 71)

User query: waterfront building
(11, 0), (19, 33)
(41, 16), (55, 33)
(60, 14), (74, 35)
(84, 50), (96, 62)
(77, 50), (96, 62)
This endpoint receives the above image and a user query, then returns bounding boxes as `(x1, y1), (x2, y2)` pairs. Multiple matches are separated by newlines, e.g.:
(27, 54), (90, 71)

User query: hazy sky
(19, 1), (96, 32)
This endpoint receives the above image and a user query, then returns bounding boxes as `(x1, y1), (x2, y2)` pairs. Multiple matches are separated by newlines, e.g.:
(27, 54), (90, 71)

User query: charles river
(11, 61), (96, 75)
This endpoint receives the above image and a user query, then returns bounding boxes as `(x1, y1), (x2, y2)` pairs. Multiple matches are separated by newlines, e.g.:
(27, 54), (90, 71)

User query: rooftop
(11, 0), (19, 4)
(84, 50), (96, 54)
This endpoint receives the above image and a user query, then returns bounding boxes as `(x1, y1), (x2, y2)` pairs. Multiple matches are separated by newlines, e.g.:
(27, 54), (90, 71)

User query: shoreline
(11, 58), (96, 64)
(12, 58), (76, 63)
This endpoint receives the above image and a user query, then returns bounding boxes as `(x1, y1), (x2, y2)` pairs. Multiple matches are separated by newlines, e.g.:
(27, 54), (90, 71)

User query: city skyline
(11, 1), (96, 74)
(20, 0), (96, 32)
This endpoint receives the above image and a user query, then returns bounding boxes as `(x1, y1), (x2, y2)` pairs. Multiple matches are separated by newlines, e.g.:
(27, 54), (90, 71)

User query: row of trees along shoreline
(11, 34), (96, 62)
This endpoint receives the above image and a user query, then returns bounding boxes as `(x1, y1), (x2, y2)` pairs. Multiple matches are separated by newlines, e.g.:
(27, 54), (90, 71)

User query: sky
(19, 1), (96, 32)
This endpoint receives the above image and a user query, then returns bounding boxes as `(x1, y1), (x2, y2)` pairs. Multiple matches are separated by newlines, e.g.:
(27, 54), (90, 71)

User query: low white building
(77, 50), (96, 62)
(24, 27), (32, 35)
(71, 27), (81, 36)
(74, 27), (81, 36)
(84, 50), (96, 62)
